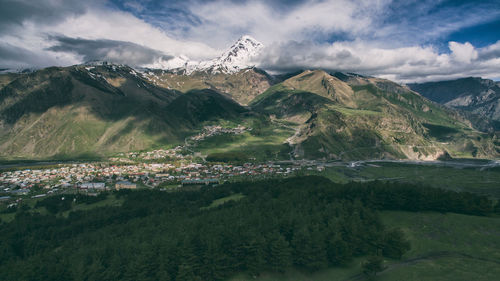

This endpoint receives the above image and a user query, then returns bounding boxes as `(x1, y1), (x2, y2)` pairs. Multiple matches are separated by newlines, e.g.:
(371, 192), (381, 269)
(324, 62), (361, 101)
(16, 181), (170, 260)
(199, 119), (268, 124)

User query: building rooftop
(116, 181), (135, 185)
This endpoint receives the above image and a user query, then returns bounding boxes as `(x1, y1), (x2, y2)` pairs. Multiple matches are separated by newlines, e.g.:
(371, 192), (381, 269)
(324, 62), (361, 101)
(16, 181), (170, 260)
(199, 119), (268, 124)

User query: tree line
(0, 176), (496, 281)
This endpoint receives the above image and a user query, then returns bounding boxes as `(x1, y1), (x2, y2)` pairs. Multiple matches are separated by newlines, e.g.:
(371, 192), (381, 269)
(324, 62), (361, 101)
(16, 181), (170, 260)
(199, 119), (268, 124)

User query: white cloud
(152, 0), (500, 82)
(449, 41), (478, 63)
(257, 40), (500, 83)
(0, 1), (218, 69)
(182, 0), (389, 47)
(49, 8), (219, 60)
(0, 0), (499, 83)
(178, 0), (500, 49)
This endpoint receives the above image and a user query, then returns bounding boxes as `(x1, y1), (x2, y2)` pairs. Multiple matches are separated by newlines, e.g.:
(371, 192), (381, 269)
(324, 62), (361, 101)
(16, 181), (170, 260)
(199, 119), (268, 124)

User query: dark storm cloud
(0, 0), (92, 31)
(47, 36), (173, 65)
(0, 42), (59, 68)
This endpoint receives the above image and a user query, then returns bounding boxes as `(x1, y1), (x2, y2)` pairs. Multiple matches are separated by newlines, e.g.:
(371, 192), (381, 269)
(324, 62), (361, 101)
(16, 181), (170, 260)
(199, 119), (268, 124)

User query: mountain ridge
(0, 64), (248, 159)
(408, 77), (500, 122)
(0, 42), (499, 160)
(251, 70), (498, 160)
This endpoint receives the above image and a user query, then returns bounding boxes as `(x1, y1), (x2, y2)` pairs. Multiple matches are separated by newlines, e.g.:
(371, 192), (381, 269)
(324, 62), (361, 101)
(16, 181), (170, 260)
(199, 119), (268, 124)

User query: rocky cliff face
(408, 77), (500, 121)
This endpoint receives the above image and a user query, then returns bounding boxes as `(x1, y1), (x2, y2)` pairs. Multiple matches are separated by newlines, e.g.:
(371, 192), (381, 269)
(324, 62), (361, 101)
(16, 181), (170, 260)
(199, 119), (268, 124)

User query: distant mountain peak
(229, 35), (263, 54)
(239, 34), (258, 41)
(152, 35), (264, 74)
(408, 76), (500, 121)
(222, 35), (263, 60)
(200, 35), (264, 74)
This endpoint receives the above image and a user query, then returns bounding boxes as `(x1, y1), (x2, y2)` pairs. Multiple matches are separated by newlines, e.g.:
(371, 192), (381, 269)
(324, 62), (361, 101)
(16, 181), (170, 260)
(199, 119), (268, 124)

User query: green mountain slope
(143, 67), (274, 105)
(0, 72), (20, 89)
(0, 65), (498, 161)
(165, 88), (248, 127)
(251, 71), (499, 160)
(0, 64), (247, 159)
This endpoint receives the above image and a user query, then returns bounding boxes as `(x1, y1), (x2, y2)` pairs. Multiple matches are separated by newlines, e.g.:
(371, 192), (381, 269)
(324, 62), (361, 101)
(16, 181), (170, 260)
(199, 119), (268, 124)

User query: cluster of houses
(119, 146), (185, 160)
(0, 121), (332, 206)
(189, 125), (249, 142)
(1, 161), (317, 200)
(76, 181), (137, 191)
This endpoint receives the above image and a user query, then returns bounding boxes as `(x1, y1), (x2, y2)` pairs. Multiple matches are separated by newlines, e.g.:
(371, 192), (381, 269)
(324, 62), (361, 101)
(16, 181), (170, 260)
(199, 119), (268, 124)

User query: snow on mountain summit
(151, 35), (264, 74)
(202, 35), (264, 73)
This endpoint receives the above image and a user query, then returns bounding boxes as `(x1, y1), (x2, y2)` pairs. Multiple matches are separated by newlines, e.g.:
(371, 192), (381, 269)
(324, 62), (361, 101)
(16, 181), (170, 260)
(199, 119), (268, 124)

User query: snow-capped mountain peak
(214, 35), (264, 70)
(153, 35), (264, 74)
(220, 35), (264, 63)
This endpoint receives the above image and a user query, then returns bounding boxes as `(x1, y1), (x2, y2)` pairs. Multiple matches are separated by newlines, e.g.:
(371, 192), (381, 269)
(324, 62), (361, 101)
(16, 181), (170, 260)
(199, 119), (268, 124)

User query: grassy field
(0, 193), (124, 223)
(327, 104), (382, 116)
(60, 194), (124, 218)
(307, 162), (500, 198)
(196, 123), (294, 161)
(377, 211), (500, 281)
(228, 211), (500, 281)
(0, 194), (51, 223)
(201, 193), (246, 210)
(358, 164), (500, 197)
(229, 263), (362, 281)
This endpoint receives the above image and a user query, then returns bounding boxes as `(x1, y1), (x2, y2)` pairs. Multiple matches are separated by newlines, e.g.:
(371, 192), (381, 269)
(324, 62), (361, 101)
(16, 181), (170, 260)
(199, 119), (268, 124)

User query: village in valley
(3, 123), (498, 207)
(0, 125), (325, 205)
(0, 161), (307, 195)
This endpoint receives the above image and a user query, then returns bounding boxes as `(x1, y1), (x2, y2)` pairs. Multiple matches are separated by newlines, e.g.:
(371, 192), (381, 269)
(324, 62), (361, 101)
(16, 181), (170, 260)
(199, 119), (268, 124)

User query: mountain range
(408, 78), (500, 123)
(0, 36), (499, 161)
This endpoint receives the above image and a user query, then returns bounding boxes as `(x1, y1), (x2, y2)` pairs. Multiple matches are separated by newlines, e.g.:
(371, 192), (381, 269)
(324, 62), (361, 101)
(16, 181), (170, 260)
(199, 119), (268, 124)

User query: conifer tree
(267, 233), (292, 273)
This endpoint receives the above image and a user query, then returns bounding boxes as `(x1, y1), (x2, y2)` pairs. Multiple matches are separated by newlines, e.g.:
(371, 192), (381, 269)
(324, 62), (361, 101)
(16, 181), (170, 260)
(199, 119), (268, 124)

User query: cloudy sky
(0, 0), (499, 82)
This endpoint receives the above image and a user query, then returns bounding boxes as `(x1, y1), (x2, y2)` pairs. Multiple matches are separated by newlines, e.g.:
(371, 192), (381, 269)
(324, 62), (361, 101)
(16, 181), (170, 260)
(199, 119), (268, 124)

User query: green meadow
(308, 162), (500, 198)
